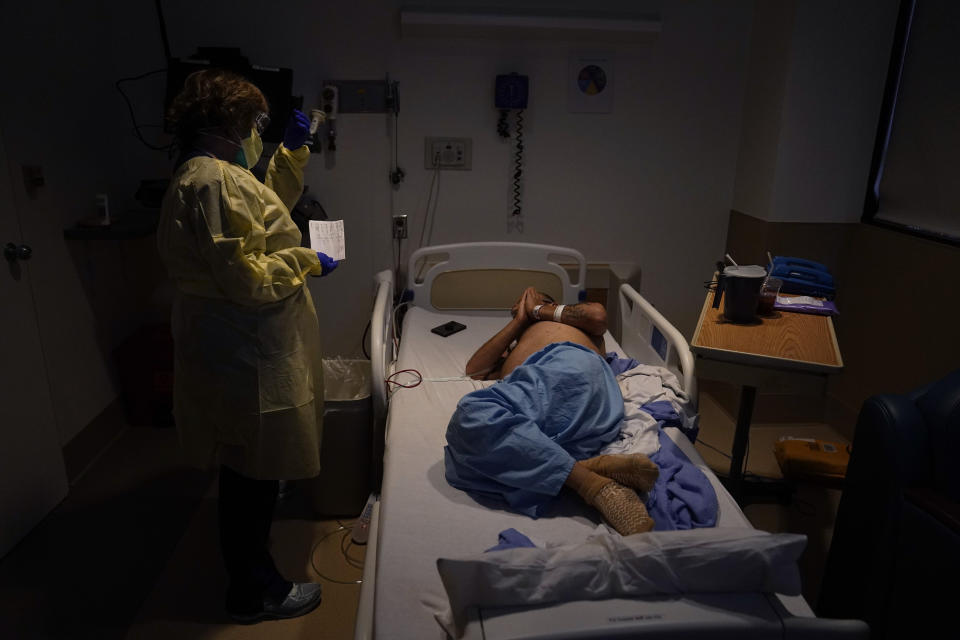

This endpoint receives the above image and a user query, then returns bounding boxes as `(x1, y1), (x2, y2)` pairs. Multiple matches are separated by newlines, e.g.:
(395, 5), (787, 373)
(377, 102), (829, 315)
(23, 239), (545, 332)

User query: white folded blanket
(433, 528), (807, 638)
(601, 363), (698, 457)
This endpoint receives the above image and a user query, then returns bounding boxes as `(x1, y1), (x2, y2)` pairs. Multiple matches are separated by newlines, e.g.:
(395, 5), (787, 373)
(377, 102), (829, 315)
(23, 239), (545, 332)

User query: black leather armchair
(818, 368), (960, 638)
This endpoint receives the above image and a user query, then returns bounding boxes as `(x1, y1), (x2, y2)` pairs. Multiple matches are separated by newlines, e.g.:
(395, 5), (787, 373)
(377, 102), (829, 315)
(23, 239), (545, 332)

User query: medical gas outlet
(424, 137), (472, 170)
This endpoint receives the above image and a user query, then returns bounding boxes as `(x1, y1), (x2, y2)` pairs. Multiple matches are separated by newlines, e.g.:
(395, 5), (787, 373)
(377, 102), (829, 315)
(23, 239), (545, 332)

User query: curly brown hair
(166, 69), (268, 147)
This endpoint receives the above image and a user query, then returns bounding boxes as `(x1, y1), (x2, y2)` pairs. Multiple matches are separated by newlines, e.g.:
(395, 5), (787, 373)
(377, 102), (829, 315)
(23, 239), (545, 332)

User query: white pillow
(434, 528), (806, 638)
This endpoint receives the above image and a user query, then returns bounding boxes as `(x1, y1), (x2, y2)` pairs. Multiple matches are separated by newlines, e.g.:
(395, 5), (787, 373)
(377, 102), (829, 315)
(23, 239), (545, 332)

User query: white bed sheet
(373, 308), (793, 639)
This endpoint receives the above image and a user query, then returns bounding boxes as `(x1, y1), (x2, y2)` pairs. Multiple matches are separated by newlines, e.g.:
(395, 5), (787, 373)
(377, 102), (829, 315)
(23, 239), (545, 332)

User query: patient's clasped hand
(444, 287), (659, 535)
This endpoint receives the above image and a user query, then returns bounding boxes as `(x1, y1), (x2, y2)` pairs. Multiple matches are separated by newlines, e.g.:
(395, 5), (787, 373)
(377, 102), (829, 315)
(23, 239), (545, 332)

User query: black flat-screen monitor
(164, 53), (294, 144)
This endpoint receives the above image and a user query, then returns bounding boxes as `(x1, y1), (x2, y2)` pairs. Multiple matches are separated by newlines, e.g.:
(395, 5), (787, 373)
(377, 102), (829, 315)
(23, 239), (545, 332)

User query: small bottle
(307, 109), (326, 151)
(351, 493), (377, 545)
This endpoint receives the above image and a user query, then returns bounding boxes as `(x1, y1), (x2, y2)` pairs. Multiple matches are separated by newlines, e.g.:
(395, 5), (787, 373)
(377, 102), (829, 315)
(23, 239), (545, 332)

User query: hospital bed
(355, 242), (866, 640)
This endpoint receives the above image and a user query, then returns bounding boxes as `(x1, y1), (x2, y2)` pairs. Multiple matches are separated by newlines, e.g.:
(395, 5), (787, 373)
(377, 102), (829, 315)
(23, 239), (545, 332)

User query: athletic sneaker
(228, 582), (323, 624)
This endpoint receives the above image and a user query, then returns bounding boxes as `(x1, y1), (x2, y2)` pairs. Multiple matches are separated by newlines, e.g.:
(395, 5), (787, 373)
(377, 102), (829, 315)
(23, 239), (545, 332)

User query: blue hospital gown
(444, 342), (624, 517)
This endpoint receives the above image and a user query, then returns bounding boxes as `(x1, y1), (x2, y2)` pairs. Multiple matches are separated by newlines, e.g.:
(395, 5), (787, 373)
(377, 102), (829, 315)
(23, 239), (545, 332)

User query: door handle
(4, 242), (32, 261)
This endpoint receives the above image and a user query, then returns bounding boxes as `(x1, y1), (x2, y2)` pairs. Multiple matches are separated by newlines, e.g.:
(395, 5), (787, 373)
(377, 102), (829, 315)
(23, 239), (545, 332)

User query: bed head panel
(406, 243), (586, 312)
(430, 270), (563, 310)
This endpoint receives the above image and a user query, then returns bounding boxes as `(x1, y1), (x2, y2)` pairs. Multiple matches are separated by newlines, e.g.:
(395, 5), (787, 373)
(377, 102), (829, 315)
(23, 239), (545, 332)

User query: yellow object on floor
(774, 437), (850, 486)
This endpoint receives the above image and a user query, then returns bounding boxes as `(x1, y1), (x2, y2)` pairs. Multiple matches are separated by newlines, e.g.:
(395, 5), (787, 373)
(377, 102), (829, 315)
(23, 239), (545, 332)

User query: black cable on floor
(696, 438), (732, 459)
(310, 524), (363, 585)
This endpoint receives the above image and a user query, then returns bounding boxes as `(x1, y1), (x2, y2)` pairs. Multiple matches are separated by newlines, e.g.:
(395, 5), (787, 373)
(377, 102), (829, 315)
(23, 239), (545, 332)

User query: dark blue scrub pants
(218, 465), (292, 614)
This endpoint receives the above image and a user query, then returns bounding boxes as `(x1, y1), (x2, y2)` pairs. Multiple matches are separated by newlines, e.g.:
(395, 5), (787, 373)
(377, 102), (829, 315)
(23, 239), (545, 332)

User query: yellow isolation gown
(157, 145), (325, 480)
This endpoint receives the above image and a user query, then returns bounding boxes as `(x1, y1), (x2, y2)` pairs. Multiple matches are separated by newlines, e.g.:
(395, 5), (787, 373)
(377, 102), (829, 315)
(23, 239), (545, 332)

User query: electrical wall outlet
(424, 137), (472, 170)
(392, 214), (408, 239)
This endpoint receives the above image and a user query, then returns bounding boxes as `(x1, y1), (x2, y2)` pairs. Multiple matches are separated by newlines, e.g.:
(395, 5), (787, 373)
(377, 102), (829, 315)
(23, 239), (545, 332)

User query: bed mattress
(372, 307), (768, 638)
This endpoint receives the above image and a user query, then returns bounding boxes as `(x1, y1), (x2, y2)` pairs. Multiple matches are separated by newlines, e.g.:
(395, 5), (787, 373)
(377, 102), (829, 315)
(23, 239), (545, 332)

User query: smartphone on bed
(431, 321), (466, 337)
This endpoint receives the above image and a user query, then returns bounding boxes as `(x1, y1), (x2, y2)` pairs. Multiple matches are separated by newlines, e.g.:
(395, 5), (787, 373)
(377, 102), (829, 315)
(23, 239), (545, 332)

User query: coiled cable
(512, 110), (524, 218)
(497, 109), (510, 138)
(309, 520), (364, 585)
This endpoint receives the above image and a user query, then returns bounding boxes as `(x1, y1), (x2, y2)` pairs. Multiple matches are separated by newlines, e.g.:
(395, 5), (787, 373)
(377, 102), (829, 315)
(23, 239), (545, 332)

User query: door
(0, 128), (68, 558)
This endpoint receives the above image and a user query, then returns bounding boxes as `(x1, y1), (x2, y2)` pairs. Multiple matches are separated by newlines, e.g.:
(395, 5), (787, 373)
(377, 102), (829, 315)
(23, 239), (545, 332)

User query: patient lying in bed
(444, 287), (660, 536)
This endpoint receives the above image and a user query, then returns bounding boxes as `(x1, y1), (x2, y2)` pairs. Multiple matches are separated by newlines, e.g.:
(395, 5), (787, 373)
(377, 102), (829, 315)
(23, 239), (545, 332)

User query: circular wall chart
(577, 65), (607, 95)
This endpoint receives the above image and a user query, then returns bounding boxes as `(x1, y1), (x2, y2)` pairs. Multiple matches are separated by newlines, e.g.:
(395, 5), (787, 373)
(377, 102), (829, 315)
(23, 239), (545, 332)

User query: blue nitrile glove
(316, 251), (338, 276)
(283, 109), (311, 150)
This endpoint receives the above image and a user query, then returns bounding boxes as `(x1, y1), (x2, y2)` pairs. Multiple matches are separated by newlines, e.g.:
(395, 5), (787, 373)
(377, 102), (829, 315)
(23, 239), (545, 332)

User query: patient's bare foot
(581, 454), (659, 493)
(590, 482), (656, 536)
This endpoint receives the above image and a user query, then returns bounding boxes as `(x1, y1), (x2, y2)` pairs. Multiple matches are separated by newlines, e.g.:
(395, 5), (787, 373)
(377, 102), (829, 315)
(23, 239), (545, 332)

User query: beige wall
(730, 0), (796, 220)
(726, 210), (853, 274)
(767, 0), (899, 223)
(732, 0), (900, 224)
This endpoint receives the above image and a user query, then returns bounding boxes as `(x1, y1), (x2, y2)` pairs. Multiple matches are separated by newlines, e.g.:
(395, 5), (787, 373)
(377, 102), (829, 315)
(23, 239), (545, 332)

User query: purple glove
(316, 251), (338, 276)
(283, 109), (311, 150)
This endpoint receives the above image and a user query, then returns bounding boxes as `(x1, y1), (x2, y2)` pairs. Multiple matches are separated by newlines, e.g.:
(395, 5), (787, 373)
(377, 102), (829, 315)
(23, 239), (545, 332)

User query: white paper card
(308, 220), (346, 261)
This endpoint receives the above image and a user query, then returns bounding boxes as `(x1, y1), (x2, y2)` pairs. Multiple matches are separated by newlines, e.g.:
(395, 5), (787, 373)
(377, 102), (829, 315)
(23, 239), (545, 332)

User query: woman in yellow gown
(158, 69), (336, 623)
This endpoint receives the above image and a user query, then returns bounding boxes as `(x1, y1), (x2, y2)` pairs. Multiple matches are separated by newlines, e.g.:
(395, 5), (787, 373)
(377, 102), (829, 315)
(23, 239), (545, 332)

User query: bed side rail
(356, 273), (393, 640)
(370, 270), (395, 490)
(406, 242), (586, 310)
(618, 284), (696, 404)
(353, 498), (381, 640)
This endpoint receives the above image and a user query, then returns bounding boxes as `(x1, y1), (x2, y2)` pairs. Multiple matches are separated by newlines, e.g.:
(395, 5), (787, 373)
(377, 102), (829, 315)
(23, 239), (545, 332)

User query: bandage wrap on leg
(581, 453), (660, 493)
(591, 482), (656, 536)
(566, 463), (655, 536)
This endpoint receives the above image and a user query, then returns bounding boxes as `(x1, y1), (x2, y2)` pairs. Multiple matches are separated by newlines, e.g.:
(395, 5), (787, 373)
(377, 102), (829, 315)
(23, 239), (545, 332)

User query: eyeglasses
(254, 112), (271, 135)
